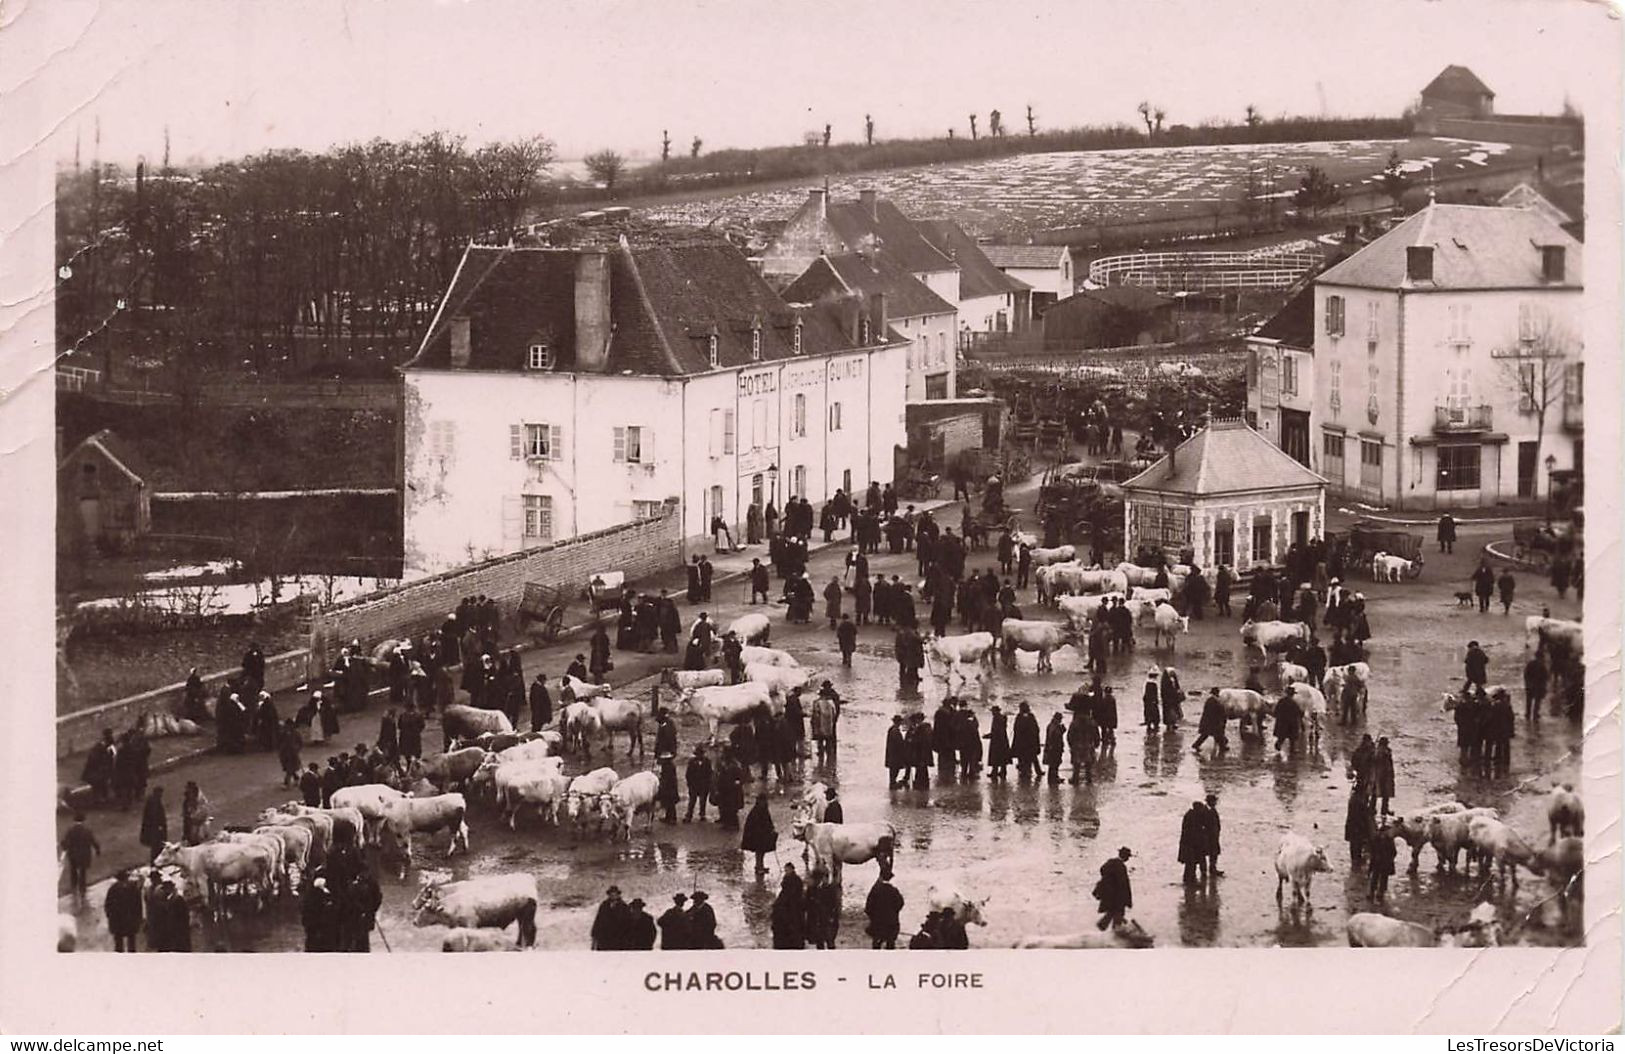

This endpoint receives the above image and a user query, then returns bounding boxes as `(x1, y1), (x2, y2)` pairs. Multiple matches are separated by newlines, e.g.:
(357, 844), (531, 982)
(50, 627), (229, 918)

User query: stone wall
(309, 503), (681, 674)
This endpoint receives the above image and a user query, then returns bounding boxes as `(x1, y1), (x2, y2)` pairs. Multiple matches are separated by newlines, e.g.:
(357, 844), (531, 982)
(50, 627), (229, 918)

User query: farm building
(982, 244), (1076, 314)
(1246, 283), (1316, 469)
(904, 398), (1007, 468)
(1122, 418), (1326, 572)
(760, 188), (960, 305)
(781, 251), (958, 402)
(1041, 285), (1175, 348)
(58, 428), (153, 555)
(1417, 65), (1495, 122)
(401, 234), (910, 575)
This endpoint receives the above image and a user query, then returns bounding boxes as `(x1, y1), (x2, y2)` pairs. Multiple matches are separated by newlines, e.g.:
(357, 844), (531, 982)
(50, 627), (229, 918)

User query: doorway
(1291, 510), (1310, 547)
(751, 474), (764, 509)
(1214, 519), (1235, 568)
(1517, 441), (1537, 499)
(1280, 410), (1310, 467)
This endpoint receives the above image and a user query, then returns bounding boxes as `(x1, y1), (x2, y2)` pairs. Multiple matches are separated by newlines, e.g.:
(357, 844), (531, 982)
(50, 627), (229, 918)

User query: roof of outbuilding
(1252, 283), (1317, 348)
(781, 252), (957, 320)
(1315, 204), (1583, 291)
(824, 199), (955, 276)
(915, 220), (1030, 299)
(982, 244), (1069, 270)
(63, 429), (151, 484)
(1421, 65), (1494, 101)
(1123, 419), (1326, 496)
(1050, 285), (1173, 315)
(407, 239), (874, 375)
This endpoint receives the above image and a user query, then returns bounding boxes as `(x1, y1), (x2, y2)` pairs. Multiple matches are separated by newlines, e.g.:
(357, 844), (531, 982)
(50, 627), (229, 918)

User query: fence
(306, 503), (683, 676)
(57, 647), (309, 759)
(1088, 250), (1322, 291)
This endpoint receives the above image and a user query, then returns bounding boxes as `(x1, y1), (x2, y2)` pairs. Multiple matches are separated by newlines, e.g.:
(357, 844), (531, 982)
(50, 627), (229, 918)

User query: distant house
(983, 244), (1076, 314)
(59, 429), (153, 554)
(1499, 181), (1585, 242)
(781, 251), (958, 401)
(761, 189), (960, 306)
(1041, 286), (1175, 348)
(915, 219), (1031, 336)
(1418, 65), (1495, 122)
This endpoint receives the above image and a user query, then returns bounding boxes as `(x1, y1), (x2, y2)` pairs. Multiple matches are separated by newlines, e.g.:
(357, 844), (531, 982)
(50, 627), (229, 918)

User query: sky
(8, 0), (1619, 167)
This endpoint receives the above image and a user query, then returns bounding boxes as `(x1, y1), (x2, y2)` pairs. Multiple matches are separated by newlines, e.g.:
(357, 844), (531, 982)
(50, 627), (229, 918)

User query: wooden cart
(518, 582), (569, 642)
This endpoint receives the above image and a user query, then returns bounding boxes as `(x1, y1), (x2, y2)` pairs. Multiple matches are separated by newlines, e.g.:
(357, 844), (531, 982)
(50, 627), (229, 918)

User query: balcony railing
(1563, 399), (1584, 431)
(1434, 404), (1493, 433)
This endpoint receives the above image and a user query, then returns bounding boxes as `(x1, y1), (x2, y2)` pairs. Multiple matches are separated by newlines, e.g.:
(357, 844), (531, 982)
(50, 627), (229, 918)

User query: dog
(1453, 591), (1474, 608)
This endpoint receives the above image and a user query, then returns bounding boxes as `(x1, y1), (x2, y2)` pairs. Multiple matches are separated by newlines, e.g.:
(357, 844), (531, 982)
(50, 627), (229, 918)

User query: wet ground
(61, 511), (1584, 952)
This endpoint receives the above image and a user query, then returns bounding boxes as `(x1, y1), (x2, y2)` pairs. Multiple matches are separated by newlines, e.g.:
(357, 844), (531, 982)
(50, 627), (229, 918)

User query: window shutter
(510, 425), (523, 459)
(644, 429), (654, 465)
(724, 409), (736, 454)
(549, 425), (563, 462)
(501, 495), (523, 543)
(613, 426), (626, 463)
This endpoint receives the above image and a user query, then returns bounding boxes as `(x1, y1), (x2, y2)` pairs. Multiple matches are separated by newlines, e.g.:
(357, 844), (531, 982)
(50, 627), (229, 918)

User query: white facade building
(983, 244), (1075, 315)
(401, 238), (908, 574)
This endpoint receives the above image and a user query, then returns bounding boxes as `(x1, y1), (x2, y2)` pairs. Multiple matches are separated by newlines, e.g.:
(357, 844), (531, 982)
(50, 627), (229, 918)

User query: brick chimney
(575, 249), (613, 372)
(450, 317), (471, 367)
(859, 188), (879, 220)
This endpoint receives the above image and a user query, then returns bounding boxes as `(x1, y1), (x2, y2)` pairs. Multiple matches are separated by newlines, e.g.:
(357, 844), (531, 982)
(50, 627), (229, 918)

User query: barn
(58, 428), (153, 554)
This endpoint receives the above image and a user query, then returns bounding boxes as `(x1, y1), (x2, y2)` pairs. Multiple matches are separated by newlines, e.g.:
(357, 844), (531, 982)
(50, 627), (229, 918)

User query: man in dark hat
(687, 890), (722, 948)
(822, 786), (844, 824)
(1203, 793), (1224, 877)
(658, 893), (692, 949)
(60, 811), (100, 900)
(1094, 847), (1134, 930)
(864, 866), (906, 949)
(884, 715), (909, 789)
(1178, 801), (1210, 884)
(591, 886), (628, 951)
(104, 869), (142, 951)
(626, 898), (657, 950)
(684, 745), (713, 823)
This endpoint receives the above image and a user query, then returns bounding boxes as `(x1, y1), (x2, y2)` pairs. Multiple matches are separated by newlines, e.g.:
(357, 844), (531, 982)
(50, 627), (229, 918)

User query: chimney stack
(859, 188), (878, 220)
(868, 292), (888, 344)
(808, 187), (827, 221)
(575, 249), (613, 372)
(450, 317), (472, 367)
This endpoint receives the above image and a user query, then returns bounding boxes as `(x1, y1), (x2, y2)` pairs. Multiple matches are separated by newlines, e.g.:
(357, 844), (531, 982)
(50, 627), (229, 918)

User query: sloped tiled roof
(1051, 285), (1172, 315)
(916, 220), (1029, 299)
(1124, 420), (1326, 497)
(983, 244), (1068, 270)
(407, 239), (870, 376)
(781, 252), (957, 320)
(1252, 283), (1317, 348)
(825, 199), (955, 276)
(1421, 65), (1494, 101)
(63, 429), (151, 484)
(1316, 204), (1582, 291)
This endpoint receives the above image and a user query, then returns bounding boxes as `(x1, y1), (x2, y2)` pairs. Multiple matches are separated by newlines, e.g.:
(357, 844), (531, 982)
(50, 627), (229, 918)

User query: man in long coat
(884, 716), (909, 788)
(1094, 847), (1134, 929)
(1010, 702), (1041, 780)
(1178, 801), (1211, 884)
(865, 868), (905, 949)
(741, 794), (778, 875)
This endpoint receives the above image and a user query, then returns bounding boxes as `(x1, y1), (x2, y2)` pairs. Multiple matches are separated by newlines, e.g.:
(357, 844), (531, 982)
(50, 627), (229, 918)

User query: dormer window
(792, 320), (803, 355)
(707, 334), (719, 368)
(527, 344), (552, 371)
(751, 326), (762, 361)
(859, 317), (872, 344)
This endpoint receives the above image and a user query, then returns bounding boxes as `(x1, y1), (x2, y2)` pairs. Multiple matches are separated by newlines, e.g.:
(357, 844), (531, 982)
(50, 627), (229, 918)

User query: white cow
(1029, 545), (1076, 568)
(330, 783), (407, 846)
(1057, 593), (1124, 631)
(1014, 921), (1155, 949)
(212, 831), (288, 896)
(745, 662), (817, 699)
(414, 873), (539, 948)
(602, 771), (662, 840)
(422, 746), (489, 791)
(681, 682), (775, 744)
(442, 928), (520, 952)
(495, 739), (555, 765)
(927, 632), (998, 677)
(494, 763), (571, 833)
(663, 668), (726, 693)
(791, 819), (897, 881)
(1548, 783), (1585, 840)
(1000, 619), (1074, 673)
(1130, 586), (1173, 606)
(1273, 833), (1331, 904)
(1276, 660), (1311, 686)
(1152, 603), (1189, 651)
(1323, 662), (1371, 711)
(1241, 619), (1311, 652)
(566, 767), (621, 829)
(57, 914), (77, 952)
(1467, 815), (1541, 888)
(252, 823), (314, 885)
(379, 793), (471, 877)
(796, 782), (832, 823)
(1345, 913), (1441, 948)
(1426, 811), (1500, 875)
(1526, 616), (1584, 660)
(728, 612), (772, 645)
(589, 697), (645, 757)
(156, 841), (277, 919)
(1214, 688), (1272, 735)
(741, 645), (800, 668)
(1371, 551), (1421, 582)
(1115, 563), (1161, 588)
(561, 702), (602, 755)
(562, 675), (612, 702)
(1393, 804), (1497, 872)
(926, 882), (990, 927)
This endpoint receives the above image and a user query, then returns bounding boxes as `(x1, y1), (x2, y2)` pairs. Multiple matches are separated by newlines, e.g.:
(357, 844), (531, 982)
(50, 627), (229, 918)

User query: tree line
(57, 133), (556, 380)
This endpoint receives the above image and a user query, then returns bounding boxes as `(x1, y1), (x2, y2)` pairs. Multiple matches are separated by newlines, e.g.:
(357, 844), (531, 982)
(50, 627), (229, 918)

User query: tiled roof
(781, 252), (957, 320)
(1421, 65), (1494, 101)
(1051, 285), (1172, 315)
(407, 239), (871, 376)
(1316, 204), (1582, 291)
(1252, 283), (1317, 348)
(1124, 420), (1326, 496)
(916, 220), (1029, 299)
(64, 429), (151, 484)
(982, 244), (1068, 270)
(825, 199), (955, 276)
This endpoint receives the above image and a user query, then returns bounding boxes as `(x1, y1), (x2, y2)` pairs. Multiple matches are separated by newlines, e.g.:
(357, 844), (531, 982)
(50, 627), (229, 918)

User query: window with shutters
(613, 425), (648, 464)
(511, 423), (562, 461)
(793, 394), (807, 438)
(527, 344), (552, 370)
(522, 495), (553, 541)
(428, 421), (457, 463)
(829, 402), (843, 432)
(723, 409), (736, 454)
(1324, 295), (1345, 336)
(1328, 359), (1343, 412)
(1365, 301), (1379, 341)
(1252, 515), (1273, 565)
(1447, 303), (1472, 346)
(631, 500), (664, 521)
(1281, 355), (1298, 396)
(792, 464), (806, 498)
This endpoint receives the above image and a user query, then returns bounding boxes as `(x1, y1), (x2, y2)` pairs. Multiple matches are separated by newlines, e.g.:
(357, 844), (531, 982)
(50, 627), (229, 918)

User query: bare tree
(865, 114), (874, 146)
(989, 110), (1003, 137)
(1380, 149), (1411, 210)
(823, 123), (832, 148)
(1244, 104), (1262, 129)
(583, 150), (626, 195)
(1497, 308), (1578, 500)
(1153, 107), (1166, 134)
(661, 130), (671, 163)
(691, 136), (703, 158)
(969, 114), (978, 140)
(1026, 105), (1036, 136)
(1137, 101), (1153, 136)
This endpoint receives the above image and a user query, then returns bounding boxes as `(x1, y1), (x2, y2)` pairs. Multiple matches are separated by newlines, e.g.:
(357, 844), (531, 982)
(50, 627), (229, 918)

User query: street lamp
(1545, 453), (1558, 525)
(767, 463), (779, 510)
